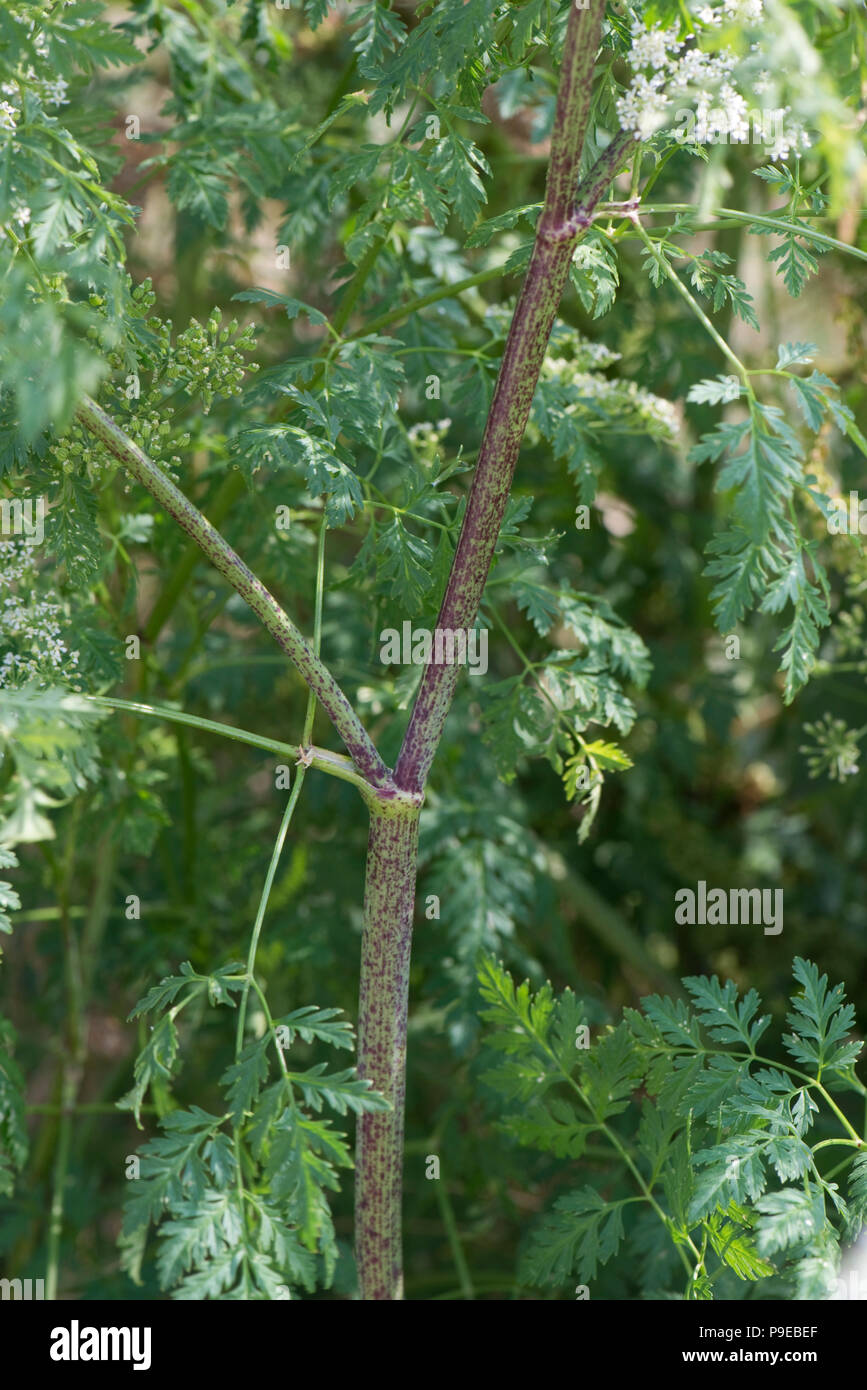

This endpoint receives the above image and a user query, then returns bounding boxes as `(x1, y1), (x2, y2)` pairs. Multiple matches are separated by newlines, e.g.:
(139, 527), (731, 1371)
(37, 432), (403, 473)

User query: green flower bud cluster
(91, 281), (258, 419)
(103, 393), (191, 476)
(49, 389), (190, 485)
(801, 713), (862, 781)
(85, 279), (171, 381)
(832, 601), (866, 660)
(53, 285), (260, 484)
(171, 308), (259, 414)
(48, 422), (108, 480)
(129, 279), (157, 316)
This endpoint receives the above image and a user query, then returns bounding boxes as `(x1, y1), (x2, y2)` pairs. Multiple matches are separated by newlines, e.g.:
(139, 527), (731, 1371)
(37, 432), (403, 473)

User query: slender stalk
(394, 0), (619, 793)
(633, 203), (867, 264)
(236, 515), (328, 1057)
(46, 803), (85, 1301)
(359, 266), (506, 338)
(87, 695), (375, 799)
(76, 396), (390, 791)
(434, 1179), (476, 1300)
(235, 782), (304, 1060)
(27, 1103), (157, 1116)
(632, 219), (749, 382)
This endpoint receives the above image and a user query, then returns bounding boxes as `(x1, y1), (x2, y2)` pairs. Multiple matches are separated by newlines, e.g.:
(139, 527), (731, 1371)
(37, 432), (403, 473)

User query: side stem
(76, 396), (390, 791)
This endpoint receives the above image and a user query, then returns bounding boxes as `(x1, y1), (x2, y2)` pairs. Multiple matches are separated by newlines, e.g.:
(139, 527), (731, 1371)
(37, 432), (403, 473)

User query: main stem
(354, 791), (423, 1300)
(356, 3), (631, 1298)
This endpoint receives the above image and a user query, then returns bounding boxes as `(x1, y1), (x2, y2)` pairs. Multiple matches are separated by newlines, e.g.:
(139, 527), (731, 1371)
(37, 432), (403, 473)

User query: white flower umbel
(629, 23), (683, 72)
(616, 6), (812, 161)
(540, 351), (679, 442)
(0, 537), (80, 685)
(723, 0), (764, 23)
(43, 77), (69, 107)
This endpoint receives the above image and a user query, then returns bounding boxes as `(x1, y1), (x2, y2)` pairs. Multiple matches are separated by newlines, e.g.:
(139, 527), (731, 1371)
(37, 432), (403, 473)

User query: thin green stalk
(46, 802), (85, 1302)
(303, 516), (327, 749)
(631, 218), (750, 383)
(652, 1040), (867, 1106)
(434, 1180), (476, 1300)
(824, 1151), (864, 1182)
(634, 203), (867, 264)
(552, 1053), (698, 1280)
(234, 784), (305, 1061)
(28, 1103), (157, 1116)
(812, 1083), (865, 1143)
(86, 695), (374, 799)
(236, 516), (328, 1059)
(46, 1108), (74, 1300)
(812, 1138), (862, 1155)
(358, 266), (506, 339)
(332, 235), (389, 338)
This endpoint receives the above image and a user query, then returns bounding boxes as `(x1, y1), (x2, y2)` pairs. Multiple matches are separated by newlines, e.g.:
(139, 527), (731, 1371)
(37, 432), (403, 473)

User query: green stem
(28, 1103), (157, 1116)
(303, 516), (327, 749)
(553, 1055), (698, 1279)
(237, 515), (327, 1058)
(434, 1179), (476, 1300)
(631, 219), (750, 383)
(812, 1138), (862, 1155)
(635, 203), (867, 265)
(46, 803), (85, 1301)
(332, 235), (388, 338)
(86, 696), (373, 798)
(359, 266), (506, 339)
(813, 1083), (864, 1144)
(235, 780), (304, 1061)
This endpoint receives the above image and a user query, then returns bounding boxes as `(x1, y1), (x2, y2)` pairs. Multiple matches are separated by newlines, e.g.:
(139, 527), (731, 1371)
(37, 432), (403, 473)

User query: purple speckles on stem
(394, 3), (610, 796)
(354, 1), (621, 1298)
(573, 130), (639, 224)
(354, 799), (421, 1300)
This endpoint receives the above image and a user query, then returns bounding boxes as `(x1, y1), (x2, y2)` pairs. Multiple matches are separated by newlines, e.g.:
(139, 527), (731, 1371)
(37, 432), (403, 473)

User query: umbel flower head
(0, 536), (79, 687)
(616, 2), (811, 162)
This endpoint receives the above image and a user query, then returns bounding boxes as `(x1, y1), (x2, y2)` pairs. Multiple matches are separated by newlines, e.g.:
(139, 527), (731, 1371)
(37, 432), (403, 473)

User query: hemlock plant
(0, 0), (866, 1301)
